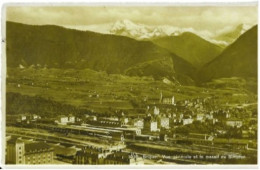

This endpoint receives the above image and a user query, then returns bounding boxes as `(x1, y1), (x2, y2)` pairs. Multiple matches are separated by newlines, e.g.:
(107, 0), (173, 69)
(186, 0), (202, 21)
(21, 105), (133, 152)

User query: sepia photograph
(2, 2), (258, 167)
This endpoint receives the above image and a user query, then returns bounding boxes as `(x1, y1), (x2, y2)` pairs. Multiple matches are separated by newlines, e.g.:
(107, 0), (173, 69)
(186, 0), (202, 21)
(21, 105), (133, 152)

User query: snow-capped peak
(110, 19), (175, 40)
(109, 20), (251, 47)
(111, 19), (138, 31)
(238, 23), (251, 34)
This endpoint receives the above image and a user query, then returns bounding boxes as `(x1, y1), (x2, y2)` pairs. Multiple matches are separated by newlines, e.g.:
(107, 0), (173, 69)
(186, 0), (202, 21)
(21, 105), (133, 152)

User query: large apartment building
(6, 137), (54, 164)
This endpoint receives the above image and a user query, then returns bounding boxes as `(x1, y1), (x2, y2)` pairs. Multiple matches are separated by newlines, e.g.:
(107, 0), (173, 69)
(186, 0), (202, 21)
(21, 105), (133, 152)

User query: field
(6, 67), (257, 118)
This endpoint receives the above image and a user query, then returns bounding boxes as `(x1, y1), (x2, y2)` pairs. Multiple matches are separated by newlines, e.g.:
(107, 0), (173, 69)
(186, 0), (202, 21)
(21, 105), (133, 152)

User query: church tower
(159, 91), (163, 103)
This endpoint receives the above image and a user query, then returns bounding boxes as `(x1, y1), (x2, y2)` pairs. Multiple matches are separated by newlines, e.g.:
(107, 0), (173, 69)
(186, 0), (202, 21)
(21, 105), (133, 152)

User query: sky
(5, 5), (258, 36)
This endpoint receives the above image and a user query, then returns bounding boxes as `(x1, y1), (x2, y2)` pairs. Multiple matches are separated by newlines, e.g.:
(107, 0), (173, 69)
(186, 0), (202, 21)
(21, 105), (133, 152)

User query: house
(16, 115), (27, 122)
(217, 130), (227, 135)
(196, 114), (204, 122)
(32, 114), (41, 120)
(159, 117), (169, 129)
(226, 112), (231, 119)
(87, 115), (97, 121)
(182, 118), (193, 125)
(153, 106), (160, 115)
(179, 114), (184, 120)
(56, 115), (76, 125)
(120, 117), (129, 124)
(56, 115), (69, 125)
(68, 116), (75, 123)
(143, 117), (158, 132)
(205, 114), (213, 120)
(226, 119), (243, 128)
(162, 96), (175, 105)
(133, 119), (144, 129)
(242, 130), (249, 138)
(159, 92), (175, 105)
(148, 121), (157, 132)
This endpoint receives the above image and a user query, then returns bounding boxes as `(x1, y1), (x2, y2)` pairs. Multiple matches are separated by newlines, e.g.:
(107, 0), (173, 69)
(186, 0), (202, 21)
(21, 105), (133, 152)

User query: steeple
(159, 91), (163, 103)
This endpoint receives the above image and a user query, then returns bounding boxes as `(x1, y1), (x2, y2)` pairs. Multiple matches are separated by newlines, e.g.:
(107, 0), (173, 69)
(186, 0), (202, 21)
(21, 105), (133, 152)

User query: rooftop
(25, 142), (53, 154)
(106, 151), (130, 161)
(7, 137), (24, 144)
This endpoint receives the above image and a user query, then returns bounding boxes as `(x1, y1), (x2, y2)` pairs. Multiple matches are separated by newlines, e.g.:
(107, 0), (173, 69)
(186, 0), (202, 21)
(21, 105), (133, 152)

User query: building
(133, 119), (144, 129)
(24, 142), (54, 164)
(56, 115), (76, 125)
(162, 96), (175, 105)
(182, 118), (193, 125)
(205, 114), (214, 120)
(6, 138), (25, 164)
(242, 130), (249, 138)
(74, 147), (109, 164)
(14, 115), (27, 123)
(99, 116), (119, 121)
(160, 117), (170, 129)
(121, 127), (142, 136)
(86, 115), (97, 121)
(120, 117), (129, 124)
(6, 138), (54, 165)
(104, 151), (144, 165)
(159, 92), (175, 105)
(88, 119), (123, 127)
(196, 114), (204, 122)
(153, 106), (160, 115)
(56, 115), (69, 125)
(32, 114), (41, 120)
(75, 148), (143, 165)
(54, 145), (78, 164)
(143, 117), (158, 132)
(111, 132), (124, 142)
(159, 133), (168, 141)
(68, 116), (75, 123)
(188, 133), (214, 141)
(226, 119), (243, 128)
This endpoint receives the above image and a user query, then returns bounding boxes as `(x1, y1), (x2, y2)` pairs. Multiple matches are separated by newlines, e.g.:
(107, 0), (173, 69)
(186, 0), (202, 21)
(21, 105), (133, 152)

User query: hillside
(214, 24), (251, 46)
(6, 21), (195, 84)
(198, 25), (257, 82)
(152, 32), (223, 68)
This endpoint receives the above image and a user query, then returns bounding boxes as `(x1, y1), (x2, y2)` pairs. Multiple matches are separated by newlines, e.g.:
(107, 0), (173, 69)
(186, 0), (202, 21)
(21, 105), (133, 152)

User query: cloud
(6, 5), (257, 34)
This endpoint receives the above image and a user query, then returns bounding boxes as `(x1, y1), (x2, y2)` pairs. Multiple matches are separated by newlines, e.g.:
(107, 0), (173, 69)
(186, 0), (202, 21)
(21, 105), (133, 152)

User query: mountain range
(6, 21), (257, 85)
(152, 32), (223, 68)
(110, 19), (179, 40)
(109, 19), (250, 47)
(6, 21), (196, 85)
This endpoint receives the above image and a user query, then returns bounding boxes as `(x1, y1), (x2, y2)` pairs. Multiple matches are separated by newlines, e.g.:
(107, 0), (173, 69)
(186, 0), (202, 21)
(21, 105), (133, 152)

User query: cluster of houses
(12, 93), (255, 139)
(7, 114), (42, 124)
(10, 93), (256, 149)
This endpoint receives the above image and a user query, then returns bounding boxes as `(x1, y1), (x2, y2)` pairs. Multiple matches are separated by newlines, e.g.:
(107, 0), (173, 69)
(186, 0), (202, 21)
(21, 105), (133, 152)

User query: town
(6, 90), (257, 165)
